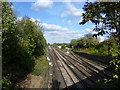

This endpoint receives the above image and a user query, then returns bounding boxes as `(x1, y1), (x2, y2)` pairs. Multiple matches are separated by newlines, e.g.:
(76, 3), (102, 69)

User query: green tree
(2, 2), (18, 64)
(2, 2), (47, 89)
(2, 1), (47, 74)
(16, 16), (47, 59)
(80, 1), (120, 88)
(70, 33), (99, 49)
(70, 39), (78, 49)
(2, 3), (35, 71)
(80, 1), (120, 45)
(83, 33), (99, 47)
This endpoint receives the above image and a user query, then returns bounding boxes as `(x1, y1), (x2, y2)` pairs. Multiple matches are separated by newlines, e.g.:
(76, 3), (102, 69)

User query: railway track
(53, 48), (87, 89)
(51, 47), (84, 89)
(70, 51), (114, 71)
(48, 46), (113, 89)
(69, 51), (113, 78)
(57, 48), (113, 79)
(48, 47), (67, 89)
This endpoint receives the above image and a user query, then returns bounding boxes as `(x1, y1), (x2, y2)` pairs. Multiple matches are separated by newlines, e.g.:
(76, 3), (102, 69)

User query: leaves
(2, 2), (47, 68)
(70, 33), (99, 49)
(80, 2), (120, 87)
(2, 2), (47, 89)
(2, 76), (12, 90)
(80, 1), (120, 44)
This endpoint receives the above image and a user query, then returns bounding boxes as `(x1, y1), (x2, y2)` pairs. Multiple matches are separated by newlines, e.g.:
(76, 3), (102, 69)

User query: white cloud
(85, 26), (95, 32)
(11, 6), (14, 9)
(86, 28), (93, 32)
(91, 31), (98, 34)
(30, 18), (40, 22)
(78, 17), (83, 24)
(98, 36), (104, 42)
(78, 17), (93, 24)
(43, 34), (46, 37)
(16, 17), (82, 44)
(42, 23), (69, 31)
(61, 3), (84, 18)
(75, 33), (81, 37)
(36, 18), (41, 22)
(17, 17), (41, 23)
(32, 0), (53, 11)
(42, 23), (82, 43)
(30, 18), (36, 22)
(44, 29), (82, 43)
(17, 17), (22, 21)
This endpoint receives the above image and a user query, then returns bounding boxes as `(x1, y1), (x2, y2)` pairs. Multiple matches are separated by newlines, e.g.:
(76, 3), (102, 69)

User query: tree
(80, 1), (120, 45)
(84, 33), (99, 47)
(70, 39), (78, 49)
(80, 1), (120, 88)
(70, 33), (99, 49)
(17, 16), (47, 57)
(2, 2), (46, 70)
(2, 2), (47, 89)
(2, 2), (19, 64)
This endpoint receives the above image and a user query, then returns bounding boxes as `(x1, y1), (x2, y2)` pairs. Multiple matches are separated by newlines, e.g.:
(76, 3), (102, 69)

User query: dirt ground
(17, 74), (44, 88)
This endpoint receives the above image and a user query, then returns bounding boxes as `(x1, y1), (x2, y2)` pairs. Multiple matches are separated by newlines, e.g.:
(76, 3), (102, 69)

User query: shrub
(2, 76), (12, 90)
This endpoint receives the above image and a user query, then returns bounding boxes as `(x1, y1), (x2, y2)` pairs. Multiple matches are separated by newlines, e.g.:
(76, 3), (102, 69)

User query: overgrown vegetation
(71, 33), (119, 58)
(76, 1), (120, 88)
(71, 33), (119, 63)
(31, 56), (49, 76)
(80, 1), (120, 44)
(2, 2), (47, 89)
(71, 34), (120, 88)
(2, 0), (120, 89)
(71, 33), (99, 49)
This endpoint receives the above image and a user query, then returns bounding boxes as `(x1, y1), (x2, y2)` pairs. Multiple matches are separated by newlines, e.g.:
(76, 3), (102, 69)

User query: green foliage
(75, 48), (99, 56)
(70, 33), (99, 49)
(31, 57), (49, 76)
(80, 2), (120, 87)
(80, 1), (120, 44)
(70, 39), (78, 48)
(2, 2), (47, 89)
(16, 17), (47, 57)
(2, 2), (18, 64)
(2, 76), (12, 90)
(72, 35), (119, 57)
(2, 3), (46, 70)
(96, 38), (119, 57)
(71, 34), (120, 88)
(110, 59), (120, 74)
(98, 58), (120, 88)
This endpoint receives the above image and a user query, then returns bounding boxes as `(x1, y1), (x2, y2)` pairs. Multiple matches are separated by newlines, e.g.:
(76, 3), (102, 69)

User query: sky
(11, 0), (105, 44)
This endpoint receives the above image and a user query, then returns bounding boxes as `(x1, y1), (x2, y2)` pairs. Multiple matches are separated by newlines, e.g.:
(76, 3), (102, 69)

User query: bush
(2, 76), (12, 90)
(31, 57), (49, 76)
(2, 2), (47, 88)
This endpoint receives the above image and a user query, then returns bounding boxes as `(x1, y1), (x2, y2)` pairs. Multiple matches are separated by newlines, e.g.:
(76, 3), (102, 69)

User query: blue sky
(12, 0), (104, 44)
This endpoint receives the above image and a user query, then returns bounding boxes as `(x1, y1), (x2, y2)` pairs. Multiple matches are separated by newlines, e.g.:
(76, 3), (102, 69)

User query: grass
(14, 56), (49, 88)
(74, 48), (100, 56)
(31, 56), (49, 76)
(2, 56), (49, 88)
(73, 48), (112, 64)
